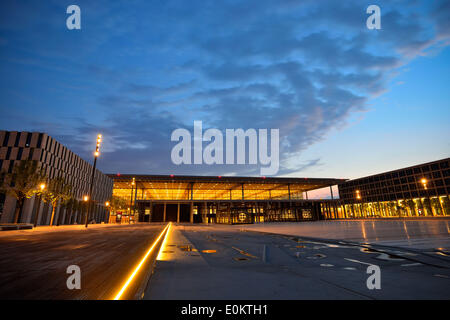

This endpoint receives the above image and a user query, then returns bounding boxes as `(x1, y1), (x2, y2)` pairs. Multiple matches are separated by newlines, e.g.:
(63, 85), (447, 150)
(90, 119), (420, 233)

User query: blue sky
(0, 0), (449, 196)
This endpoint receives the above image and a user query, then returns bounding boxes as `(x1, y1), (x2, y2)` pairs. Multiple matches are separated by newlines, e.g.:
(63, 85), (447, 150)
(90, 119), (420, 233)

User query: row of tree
(0, 160), (125, 225)
(0, 160), (73, 224)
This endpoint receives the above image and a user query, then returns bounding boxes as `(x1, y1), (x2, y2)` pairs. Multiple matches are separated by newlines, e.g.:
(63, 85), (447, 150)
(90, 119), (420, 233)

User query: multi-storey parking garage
(109, 175), (346, 224)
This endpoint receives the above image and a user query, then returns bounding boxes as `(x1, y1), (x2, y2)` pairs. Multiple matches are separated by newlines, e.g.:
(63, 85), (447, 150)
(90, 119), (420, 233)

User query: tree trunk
(13, 198), (24, 224)
(68, 206), (73, 224)
(49, 203), (57, 226)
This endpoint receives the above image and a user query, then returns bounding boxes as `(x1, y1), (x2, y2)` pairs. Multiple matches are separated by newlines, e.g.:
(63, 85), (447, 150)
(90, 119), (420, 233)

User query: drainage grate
(178, 245), (197, 252)
(233, 257), (249, 261)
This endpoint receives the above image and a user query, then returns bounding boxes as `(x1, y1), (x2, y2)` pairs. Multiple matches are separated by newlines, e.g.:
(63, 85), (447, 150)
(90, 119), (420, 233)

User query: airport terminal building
(110, 158), (450, 224)
(109, 175), (345, 224)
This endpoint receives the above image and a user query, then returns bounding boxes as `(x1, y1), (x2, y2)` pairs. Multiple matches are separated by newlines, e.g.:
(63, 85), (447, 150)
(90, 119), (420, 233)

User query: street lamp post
(85, 134), (102, 228)
(355, 189), (362, 217)
(83, 195), (89, 224)
(33, 183), (46, 227)
(105, 201), (110, 224)
(420, 178), (431, 216)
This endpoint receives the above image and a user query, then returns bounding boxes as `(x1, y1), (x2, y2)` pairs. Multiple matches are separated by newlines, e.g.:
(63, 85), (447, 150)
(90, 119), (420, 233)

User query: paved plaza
(0, 224), (165, 299)
(146, 220), (450, 300)
(0, 219), (449, 299)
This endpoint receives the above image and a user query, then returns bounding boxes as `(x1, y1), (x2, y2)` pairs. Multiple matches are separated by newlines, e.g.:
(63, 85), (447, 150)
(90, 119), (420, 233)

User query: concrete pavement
(145, 224), (450, 300)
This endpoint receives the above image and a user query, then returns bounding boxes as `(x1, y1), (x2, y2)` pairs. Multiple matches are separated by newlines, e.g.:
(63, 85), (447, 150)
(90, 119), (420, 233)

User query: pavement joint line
(433, 274), (449, 279)
(277, 260), (376, 300)
(344, 258), (374, 266)
(401, 263), (422, 267)
(231, 246), (259, 259)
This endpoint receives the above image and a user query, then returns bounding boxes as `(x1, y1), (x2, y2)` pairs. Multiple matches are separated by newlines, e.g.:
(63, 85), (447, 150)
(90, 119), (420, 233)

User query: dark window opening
(14, 132), (21, 147)
(25, 132), (32, 147)
(2, 131), (10, 147)
(17, 148), (23, 160)
(37, 133), (43, 148)
(8, 161), (14, 173)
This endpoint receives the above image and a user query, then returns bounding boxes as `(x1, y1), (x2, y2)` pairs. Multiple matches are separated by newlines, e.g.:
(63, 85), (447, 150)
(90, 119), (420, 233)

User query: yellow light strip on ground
(156, 223), (172, 260)
(113, 223), (170, 300)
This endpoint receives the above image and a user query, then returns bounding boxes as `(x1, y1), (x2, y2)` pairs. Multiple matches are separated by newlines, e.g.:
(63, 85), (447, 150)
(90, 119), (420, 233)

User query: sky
(0, 0), (449, 198)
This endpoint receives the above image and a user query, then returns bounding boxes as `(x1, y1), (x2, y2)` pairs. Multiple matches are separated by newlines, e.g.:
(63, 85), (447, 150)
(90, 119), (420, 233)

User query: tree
(106, 195), (127, 223)
(57, 196), (74, 226)
(422, 198), (433, 216)
(400, 199), (415, 216)
(442, 196), (450, 216)
(416, 199), (424, 216)
(110, 195), (127, 213)
(42, 176), (73, 226)
(64, 197), (77, 224)
(387, 202), (397, 216)
(0, 160), (46, 223)
(430, 197), (443, 216)
(405, 199), (416, 216)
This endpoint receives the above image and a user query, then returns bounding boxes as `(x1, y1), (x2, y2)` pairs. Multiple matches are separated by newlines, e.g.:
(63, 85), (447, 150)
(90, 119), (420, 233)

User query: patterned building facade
(0, 131), (113, 225)
(337, 158), (450, 218)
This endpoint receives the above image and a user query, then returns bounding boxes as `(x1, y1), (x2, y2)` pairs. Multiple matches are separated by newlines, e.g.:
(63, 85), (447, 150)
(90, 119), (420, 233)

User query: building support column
(203, 202), (208, 224)
(134, 186), (138, 218)
(177, 203), (180, 223)
(149, 201), (153, 223)
(190, 202), (194, 223)
(163, 202), (167, 222)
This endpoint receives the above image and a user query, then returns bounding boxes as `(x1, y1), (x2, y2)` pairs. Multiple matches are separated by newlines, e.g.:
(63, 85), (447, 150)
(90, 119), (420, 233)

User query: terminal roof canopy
(109, 175), (347, 201)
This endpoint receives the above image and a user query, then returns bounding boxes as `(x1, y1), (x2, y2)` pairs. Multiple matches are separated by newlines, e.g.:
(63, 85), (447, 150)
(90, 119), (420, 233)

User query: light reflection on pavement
(232, 219), (450, 250)
(145, 223), (450, 300)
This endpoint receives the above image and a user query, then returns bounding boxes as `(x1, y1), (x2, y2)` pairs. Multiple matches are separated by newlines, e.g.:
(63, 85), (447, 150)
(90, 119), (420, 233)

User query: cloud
(0, 0), (449, 177)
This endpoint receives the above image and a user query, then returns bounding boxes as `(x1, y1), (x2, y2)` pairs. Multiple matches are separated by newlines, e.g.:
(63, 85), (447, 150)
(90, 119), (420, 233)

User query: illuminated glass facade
(337, 158), (450, 218)
(109, 175), (344, 224)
